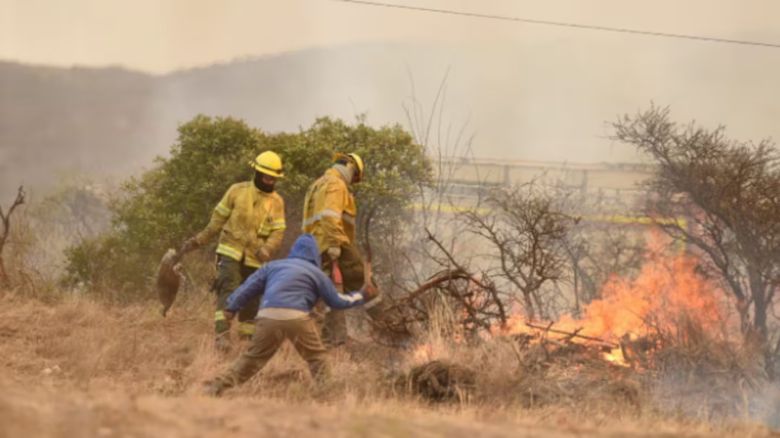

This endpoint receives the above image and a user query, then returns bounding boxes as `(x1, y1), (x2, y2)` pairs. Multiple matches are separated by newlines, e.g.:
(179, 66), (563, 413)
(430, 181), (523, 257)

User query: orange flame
(412, 343), (435, 362)
(602, 347), (629, 367)
(498, 239), (732, 366)
(411, 238), (733, 367)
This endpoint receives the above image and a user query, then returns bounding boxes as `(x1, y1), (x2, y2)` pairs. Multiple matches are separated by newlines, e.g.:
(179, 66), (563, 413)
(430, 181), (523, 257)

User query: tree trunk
(573, 265), (580, 317)
(522, 291), (536, 320)
(0, 255), (8, 289)
(749, 269), (769, 343)
(747, 268), (776, 378)
(532, 292), (546, 320)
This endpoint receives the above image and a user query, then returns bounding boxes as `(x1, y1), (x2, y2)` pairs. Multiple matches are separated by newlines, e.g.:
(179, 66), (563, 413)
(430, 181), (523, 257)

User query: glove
(361, 281), (379, 302)
(255, 247), (271, 263)
(180, 237), (199, 254)
(326, 246), (342, 261)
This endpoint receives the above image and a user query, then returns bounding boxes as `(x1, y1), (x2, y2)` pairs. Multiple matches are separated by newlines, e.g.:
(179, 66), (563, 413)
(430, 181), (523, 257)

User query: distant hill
(1, 43), (465, 197)
(0, 62), (159, 196)
(2, 41), (778, 199)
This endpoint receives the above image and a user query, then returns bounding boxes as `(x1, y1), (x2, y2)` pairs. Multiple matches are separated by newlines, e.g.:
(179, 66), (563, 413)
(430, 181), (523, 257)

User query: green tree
(64, 115), (431, 297)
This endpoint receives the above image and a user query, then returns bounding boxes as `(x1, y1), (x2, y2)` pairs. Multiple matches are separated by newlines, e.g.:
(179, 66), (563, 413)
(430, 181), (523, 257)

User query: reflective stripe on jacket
(195, 181), (286, 268)
(301, 167), (356, 252)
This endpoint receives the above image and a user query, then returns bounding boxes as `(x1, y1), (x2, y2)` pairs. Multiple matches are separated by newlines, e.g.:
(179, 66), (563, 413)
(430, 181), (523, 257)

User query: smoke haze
(2, 1), (780, 196)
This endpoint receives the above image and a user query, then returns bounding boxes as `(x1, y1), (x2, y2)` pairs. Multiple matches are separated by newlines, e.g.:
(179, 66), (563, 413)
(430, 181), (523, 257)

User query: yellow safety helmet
(335, 152), (365, 182)
(250, 151), (284, 178)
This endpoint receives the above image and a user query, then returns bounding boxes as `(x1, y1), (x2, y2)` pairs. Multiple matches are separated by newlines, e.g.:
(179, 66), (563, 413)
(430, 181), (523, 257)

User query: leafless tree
(363, 68), (512, 341)
(563, 222), (646, 314)
(36, 181), (110, 241)
(0, 186), (26, 288)
(613, 105), (780, 374)
(461, 183), (576, 320)
(544, 185), (647, 316)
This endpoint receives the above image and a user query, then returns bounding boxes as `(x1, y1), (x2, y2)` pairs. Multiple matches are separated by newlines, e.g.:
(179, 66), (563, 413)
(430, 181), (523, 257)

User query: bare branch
(613, 106), (780, 368)
(0, 186), (26, 288)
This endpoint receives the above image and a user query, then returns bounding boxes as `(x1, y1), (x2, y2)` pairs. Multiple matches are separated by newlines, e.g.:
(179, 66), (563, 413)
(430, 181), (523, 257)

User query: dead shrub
(397, 360), (475, 403)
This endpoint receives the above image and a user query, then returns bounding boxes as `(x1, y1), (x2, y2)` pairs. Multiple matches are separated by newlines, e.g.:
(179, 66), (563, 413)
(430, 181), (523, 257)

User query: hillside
(0, 62), (159, 196)
(2, 41), (779, 199)
(0, 44), (452, 198)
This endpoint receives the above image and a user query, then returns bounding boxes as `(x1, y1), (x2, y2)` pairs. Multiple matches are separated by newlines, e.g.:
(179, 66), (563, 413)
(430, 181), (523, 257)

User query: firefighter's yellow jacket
(302, 168), (357, 252)
(195, 181), (286, 268)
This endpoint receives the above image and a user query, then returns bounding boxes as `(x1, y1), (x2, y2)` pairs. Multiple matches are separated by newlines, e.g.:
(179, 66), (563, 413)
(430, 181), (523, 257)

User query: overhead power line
(332, 0), (780, 50)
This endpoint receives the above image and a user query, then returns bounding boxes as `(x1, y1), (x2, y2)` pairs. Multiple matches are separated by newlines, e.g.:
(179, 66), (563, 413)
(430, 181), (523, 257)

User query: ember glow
(602, 347), (628, 367)
(412, 343), (436, 362)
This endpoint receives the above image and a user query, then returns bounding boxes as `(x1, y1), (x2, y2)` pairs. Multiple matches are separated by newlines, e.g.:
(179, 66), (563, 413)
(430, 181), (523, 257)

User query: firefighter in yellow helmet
(181, 151), (287, 351)
(302, 152), (366, 346)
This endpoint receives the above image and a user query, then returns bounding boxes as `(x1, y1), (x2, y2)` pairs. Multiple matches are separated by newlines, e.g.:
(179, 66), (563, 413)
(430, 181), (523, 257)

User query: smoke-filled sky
(3, 0), (780, 164)
(2, 0), (779, 73)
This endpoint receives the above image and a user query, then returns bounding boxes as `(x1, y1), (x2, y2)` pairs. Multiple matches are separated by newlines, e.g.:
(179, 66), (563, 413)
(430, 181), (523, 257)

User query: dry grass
(0, 289), (778, 437)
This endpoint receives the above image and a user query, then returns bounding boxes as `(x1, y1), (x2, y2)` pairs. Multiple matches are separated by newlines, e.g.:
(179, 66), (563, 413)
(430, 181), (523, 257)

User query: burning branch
(524, 321), (619, 348)
(369, 268), (473, 339)
(424, 226), (507, 321)
(0, 186), (26, 288)
(385, 268), (472, 308)
(368, 227), (510, 341)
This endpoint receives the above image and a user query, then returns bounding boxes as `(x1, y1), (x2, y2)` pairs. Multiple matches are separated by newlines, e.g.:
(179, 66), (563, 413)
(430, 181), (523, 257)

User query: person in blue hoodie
(203, 233), (376, 396)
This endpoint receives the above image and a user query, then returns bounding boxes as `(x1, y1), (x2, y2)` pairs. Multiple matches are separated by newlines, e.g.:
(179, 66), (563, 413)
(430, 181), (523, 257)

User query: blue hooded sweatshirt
(225, 234), (364, 315)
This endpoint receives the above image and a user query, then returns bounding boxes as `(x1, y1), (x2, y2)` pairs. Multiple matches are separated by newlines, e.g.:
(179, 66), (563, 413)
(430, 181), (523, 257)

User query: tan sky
(3, 0), (780, 73)
(3, 0), (780, 170)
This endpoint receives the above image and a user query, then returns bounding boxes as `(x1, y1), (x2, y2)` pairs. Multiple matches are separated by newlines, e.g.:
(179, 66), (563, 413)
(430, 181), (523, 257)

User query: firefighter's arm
(315, 269), (365, 310)
(259, 228), (284, 260)
(254, 198), (286, 262)
(319, 184), (350, 251)
(192, 187), (234, 247)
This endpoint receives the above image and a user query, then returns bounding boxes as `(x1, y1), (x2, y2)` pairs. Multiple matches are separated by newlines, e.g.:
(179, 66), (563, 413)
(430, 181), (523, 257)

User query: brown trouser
(318, 243), (364, 346)
(213, 316), (328, 390)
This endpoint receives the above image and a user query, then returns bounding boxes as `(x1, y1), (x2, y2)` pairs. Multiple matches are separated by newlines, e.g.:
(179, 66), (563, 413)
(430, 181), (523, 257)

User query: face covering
(254, 171), (275, 193)
(333, 163), (355, 184)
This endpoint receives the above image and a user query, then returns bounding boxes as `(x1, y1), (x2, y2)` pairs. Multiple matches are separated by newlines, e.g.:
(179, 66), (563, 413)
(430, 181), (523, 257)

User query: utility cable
(331, 0), (780, 50)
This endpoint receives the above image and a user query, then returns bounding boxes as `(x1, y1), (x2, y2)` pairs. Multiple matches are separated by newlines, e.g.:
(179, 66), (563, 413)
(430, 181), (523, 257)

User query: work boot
(202, 380), (226, 397)
(215, 316), (230, 334)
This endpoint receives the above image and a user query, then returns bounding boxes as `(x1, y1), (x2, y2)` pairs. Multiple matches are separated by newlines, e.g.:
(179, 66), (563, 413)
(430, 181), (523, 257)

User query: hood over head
(288, 234), (322, 268)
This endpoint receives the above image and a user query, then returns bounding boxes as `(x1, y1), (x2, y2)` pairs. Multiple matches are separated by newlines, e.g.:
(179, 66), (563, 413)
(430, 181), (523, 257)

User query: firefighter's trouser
(214, 255), (258, 337)
(317, 243), (364, 346)
(212, 316), (328, 389)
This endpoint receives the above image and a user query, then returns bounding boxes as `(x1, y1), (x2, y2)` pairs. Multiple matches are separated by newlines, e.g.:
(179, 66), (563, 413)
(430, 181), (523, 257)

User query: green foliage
(64, 115), (431, 294)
